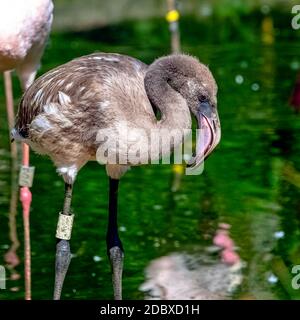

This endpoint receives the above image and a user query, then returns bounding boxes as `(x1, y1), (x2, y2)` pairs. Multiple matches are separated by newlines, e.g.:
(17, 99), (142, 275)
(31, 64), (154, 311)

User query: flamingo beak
(188, 101), (221, 168)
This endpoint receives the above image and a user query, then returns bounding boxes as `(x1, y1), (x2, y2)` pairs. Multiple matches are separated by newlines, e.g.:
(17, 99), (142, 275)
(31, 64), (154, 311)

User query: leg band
(19, 165), (35, 187)
(56, 213), (74, 240)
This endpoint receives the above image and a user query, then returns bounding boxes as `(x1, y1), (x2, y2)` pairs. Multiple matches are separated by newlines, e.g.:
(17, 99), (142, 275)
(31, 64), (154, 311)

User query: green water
(1, 15), (300, 299)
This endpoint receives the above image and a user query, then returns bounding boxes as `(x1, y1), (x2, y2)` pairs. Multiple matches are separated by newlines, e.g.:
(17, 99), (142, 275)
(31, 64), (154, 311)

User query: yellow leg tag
(56, 213), (74, 240)
(166, 10), (180, 23)
(173, 164), (184, 175)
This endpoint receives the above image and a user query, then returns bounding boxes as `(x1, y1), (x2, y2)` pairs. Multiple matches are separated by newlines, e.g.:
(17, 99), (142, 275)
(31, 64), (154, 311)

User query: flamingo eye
(199, 95), (207, 102)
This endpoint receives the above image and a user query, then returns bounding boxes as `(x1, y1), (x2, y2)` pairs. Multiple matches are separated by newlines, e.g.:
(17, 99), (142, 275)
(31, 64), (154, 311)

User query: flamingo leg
(4, 71), (18, 160)
(107, 178), (124, 300)
(53, 183), (73, 300)
(20, 143), (33, 300)
(4, 71), (33, 300)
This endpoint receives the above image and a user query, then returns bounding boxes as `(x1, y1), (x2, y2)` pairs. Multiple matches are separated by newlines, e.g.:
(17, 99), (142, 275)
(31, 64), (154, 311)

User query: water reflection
(4, 151), (21, 291)
(140, 224), (243, 300)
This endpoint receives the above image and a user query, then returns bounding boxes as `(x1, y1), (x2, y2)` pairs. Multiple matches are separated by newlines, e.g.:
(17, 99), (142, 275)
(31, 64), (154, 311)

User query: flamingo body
(0, 0), (53, 89)
(13, 52), (221, 299)
(14, 53), (152, 181)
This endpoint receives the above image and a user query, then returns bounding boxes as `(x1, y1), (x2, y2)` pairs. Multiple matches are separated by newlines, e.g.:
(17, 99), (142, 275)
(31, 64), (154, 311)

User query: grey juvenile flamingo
(12, 52), (221, 299)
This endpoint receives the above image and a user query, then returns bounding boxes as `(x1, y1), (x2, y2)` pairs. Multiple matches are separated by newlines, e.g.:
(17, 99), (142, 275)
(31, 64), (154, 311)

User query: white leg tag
(19, 166), (35, 187)
(56, 213), (74, 240)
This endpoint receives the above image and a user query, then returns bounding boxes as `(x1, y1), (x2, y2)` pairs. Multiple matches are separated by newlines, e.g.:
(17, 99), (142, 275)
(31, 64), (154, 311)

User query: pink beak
(188, 107), (221, 168)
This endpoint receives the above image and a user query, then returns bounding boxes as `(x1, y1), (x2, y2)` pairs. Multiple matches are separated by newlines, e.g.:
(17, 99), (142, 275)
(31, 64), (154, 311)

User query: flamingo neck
(157, 92), (191, 131)
(144, 65), (191, 157)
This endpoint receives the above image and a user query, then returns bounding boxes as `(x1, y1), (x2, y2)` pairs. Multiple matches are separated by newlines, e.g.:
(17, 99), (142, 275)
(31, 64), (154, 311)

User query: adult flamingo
(12, 52), (221, 299)
(0, 0), (54, 299)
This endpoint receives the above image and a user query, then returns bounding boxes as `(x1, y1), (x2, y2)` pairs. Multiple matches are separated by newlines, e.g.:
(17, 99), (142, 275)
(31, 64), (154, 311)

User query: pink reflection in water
(213, 223), (240, 265)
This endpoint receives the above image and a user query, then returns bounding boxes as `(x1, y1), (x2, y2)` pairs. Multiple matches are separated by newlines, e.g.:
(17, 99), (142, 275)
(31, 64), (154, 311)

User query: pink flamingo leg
(20, 143), (32, 300)
(5, 71), (32, 299)
(1, 0), (53, 301)
(4, 71), (18, 161)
